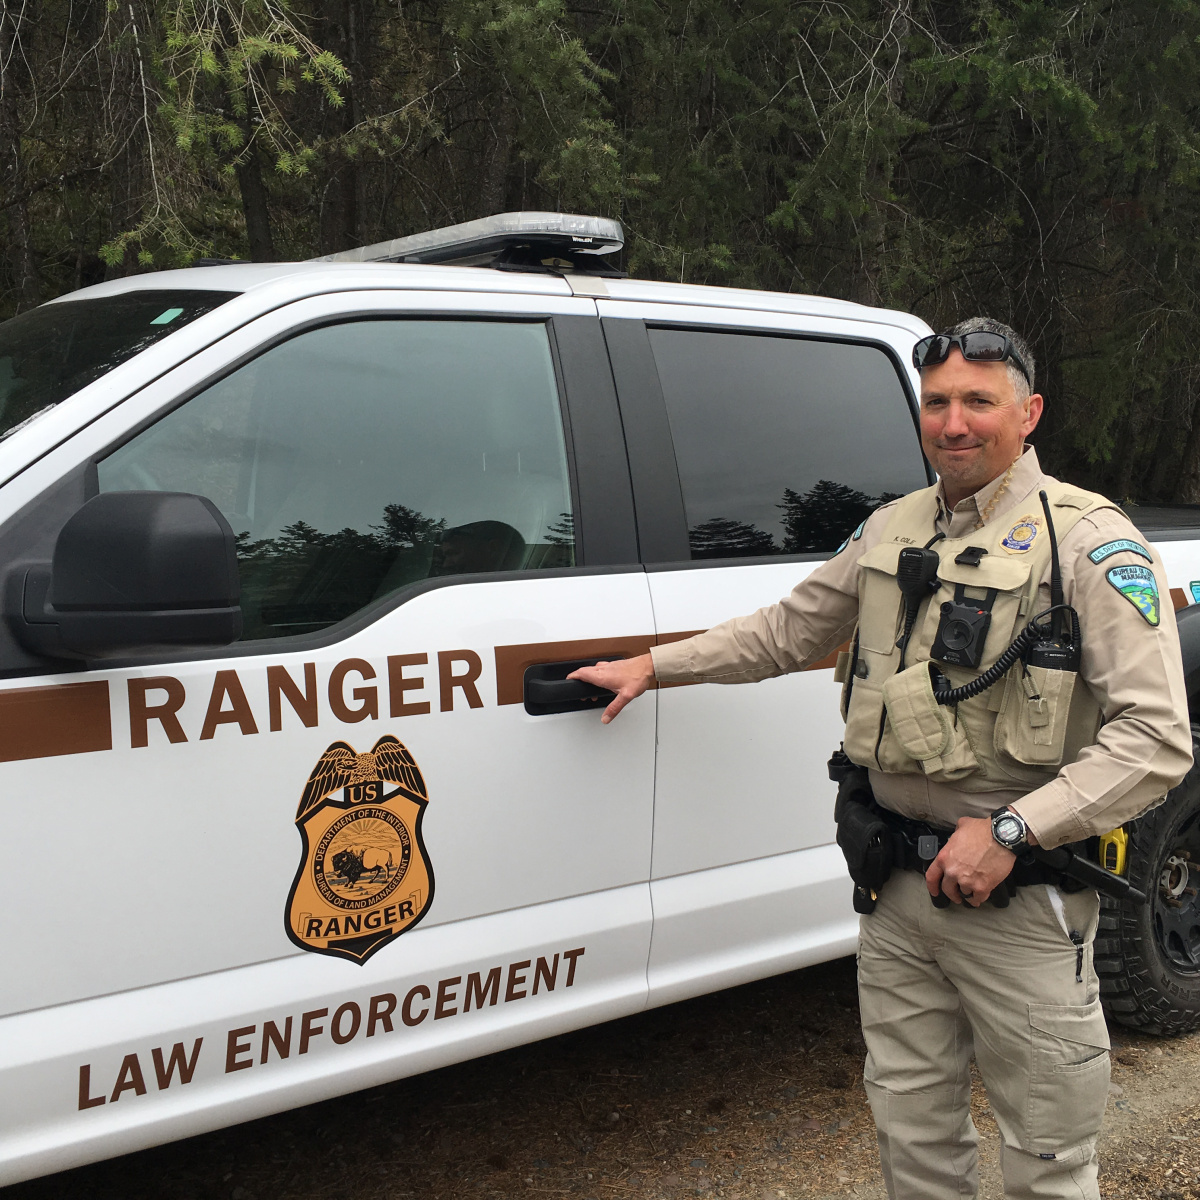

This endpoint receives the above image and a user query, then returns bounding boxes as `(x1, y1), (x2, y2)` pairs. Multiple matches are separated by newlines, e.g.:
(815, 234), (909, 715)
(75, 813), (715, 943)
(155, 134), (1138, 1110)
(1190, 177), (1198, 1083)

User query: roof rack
(311, 211), (625, 277)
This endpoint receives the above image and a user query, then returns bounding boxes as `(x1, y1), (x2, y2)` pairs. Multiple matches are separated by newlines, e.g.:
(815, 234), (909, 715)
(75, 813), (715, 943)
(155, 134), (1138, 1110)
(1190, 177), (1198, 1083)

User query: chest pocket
(856, 542), (913, 655)
(917, 551), (1034, 670)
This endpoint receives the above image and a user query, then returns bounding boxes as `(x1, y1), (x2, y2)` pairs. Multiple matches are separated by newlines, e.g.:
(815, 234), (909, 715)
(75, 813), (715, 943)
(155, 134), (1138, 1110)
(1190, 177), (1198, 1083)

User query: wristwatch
(991, 806), (1030, 853)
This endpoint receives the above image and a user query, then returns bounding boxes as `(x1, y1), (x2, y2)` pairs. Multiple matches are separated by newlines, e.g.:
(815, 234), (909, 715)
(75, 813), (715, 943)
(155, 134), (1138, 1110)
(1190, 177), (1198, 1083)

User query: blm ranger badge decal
(1001, 516), (1040, 554)
(1106, 564), (1160, 626)
(1088, 538), (1152, 565)
(286, 736), (433, 963)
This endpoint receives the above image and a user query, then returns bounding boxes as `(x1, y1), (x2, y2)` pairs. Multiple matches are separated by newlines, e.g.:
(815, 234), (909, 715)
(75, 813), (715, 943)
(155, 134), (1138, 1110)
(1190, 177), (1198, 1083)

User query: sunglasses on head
(912, 331), (1032, 387)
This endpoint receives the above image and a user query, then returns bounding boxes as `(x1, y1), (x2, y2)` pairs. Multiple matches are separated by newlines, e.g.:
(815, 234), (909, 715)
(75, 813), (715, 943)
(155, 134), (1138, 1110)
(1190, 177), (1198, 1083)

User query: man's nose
(941, 399), (971, 437)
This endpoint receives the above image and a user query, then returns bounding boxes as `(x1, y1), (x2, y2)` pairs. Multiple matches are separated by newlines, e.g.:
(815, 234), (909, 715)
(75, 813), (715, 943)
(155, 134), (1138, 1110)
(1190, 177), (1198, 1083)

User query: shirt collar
(935, 445), (1043, 527)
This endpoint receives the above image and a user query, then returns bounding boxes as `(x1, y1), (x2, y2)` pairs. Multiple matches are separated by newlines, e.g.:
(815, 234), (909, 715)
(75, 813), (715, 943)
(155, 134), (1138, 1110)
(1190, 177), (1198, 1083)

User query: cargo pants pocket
(1023, 998), (1110, 1153)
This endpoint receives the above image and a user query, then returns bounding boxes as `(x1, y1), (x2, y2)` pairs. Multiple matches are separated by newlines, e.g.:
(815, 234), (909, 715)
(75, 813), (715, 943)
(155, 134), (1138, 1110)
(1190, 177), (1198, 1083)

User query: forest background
(3, 0), (1200, 502)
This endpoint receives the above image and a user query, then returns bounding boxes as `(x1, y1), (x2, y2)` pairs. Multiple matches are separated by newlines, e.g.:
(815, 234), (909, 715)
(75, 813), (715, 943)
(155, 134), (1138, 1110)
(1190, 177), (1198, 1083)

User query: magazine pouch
(881, 660), (979, 778)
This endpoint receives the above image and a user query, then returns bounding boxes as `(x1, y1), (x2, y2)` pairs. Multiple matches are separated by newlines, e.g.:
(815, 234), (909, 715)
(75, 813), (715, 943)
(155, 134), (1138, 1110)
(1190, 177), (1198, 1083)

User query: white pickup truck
(0, 213), (1197, 1185)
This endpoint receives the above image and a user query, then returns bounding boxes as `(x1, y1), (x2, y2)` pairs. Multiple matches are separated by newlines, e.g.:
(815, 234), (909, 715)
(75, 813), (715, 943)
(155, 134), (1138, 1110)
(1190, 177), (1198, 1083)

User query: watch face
(995, 815), (1022, 846)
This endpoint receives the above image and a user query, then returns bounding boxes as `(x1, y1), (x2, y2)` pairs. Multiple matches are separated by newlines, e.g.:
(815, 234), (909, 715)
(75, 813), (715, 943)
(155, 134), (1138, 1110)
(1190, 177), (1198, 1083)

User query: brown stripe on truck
(0, 679), (112, 762)
(493, 633), (845, 705)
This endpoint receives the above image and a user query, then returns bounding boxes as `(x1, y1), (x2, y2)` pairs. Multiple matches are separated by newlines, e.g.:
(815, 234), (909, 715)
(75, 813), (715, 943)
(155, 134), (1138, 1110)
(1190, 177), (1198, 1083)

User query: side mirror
(7, 491), (242, 658)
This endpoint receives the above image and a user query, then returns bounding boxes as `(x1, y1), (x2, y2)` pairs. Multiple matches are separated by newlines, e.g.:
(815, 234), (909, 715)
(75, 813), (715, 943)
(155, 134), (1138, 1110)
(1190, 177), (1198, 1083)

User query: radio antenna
(1039, 490), (1066, 641)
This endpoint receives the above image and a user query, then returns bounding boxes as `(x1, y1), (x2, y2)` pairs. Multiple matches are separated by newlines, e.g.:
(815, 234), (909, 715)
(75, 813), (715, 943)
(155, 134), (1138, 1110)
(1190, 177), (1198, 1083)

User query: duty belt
(878, 805), (1091, 905)
(828, 751), (1144, 910)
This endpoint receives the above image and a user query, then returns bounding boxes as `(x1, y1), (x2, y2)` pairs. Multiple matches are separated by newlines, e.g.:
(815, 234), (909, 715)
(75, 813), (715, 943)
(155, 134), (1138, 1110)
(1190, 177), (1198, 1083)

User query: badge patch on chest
(1106, 564), (1160, 626)
(1000, 516), (1041, 554)
(285, 736), (433, 963)
(1088, 538), (1152, 565)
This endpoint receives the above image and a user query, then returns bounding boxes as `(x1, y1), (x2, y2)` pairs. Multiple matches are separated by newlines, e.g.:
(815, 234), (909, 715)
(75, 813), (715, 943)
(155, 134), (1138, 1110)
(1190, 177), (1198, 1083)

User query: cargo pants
(857, 867), (1110, 1200)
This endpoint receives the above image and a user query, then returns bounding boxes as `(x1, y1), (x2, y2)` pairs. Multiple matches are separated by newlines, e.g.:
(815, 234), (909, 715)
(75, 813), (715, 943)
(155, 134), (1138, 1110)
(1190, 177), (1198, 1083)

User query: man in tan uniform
(571, 317), (1192, 1200)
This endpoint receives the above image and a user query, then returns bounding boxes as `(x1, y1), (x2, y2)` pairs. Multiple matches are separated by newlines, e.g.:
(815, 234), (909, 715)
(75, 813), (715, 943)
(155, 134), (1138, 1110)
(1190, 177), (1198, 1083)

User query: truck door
(0, 292), (655, 1178)
(599, 304), (930, 1007)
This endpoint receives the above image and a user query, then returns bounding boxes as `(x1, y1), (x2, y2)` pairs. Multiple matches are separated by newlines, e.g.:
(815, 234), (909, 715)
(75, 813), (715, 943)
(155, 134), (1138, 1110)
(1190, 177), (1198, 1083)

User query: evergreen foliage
(4, 0), (1200, 500)
(779, 481), (883, 554)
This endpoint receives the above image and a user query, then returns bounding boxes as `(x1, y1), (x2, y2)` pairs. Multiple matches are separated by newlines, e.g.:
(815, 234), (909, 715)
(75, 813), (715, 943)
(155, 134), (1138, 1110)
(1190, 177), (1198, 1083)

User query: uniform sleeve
(1011, 507), (1193, 849)
(648, 506), (892, 685)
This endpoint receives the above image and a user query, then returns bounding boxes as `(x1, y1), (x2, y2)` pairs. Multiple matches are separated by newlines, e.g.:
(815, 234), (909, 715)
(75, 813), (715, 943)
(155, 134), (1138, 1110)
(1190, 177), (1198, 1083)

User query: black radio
(930, 584), (998, 669)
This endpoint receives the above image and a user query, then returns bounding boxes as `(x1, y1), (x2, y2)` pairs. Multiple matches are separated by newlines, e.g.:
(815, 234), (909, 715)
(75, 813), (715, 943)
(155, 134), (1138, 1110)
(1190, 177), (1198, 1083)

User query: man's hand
(925, 814), (1025, 906)
(567, 654), (656, 724)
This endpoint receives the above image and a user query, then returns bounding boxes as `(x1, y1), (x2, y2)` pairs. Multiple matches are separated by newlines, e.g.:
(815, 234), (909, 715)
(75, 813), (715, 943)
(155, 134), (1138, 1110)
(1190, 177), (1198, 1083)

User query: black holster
(830, 751), (894, 913)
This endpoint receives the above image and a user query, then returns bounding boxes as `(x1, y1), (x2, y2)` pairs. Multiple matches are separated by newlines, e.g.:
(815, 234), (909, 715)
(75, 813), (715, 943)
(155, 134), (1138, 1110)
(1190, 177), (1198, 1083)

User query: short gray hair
(945, 316), (1035, 400)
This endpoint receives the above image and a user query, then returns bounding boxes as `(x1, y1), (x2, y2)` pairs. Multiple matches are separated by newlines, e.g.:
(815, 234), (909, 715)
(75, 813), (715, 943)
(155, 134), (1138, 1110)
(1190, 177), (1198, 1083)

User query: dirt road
(6, 957), (1198, 1199)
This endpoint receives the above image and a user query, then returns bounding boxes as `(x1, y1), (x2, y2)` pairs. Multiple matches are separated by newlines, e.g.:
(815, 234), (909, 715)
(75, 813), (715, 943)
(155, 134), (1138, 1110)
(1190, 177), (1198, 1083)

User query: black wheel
(1096, 723), (1200, 1036)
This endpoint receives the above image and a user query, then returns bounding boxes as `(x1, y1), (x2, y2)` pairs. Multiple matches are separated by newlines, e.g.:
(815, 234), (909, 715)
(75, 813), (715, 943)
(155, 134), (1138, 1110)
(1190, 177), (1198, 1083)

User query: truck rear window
(0, 290), (238, 441)
(648, 327), (928, 558)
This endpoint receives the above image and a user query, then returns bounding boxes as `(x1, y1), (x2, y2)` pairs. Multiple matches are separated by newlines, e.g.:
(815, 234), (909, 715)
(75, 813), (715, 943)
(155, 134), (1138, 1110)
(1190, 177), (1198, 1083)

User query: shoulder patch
(1106, 564), (1160, 626)
(835, 518), (868, 555)
(1088, 538), (1152, 565)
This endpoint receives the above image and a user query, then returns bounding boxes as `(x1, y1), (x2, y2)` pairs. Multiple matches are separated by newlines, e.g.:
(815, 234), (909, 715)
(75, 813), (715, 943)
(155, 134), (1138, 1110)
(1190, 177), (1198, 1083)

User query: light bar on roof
(312, 211), (624, 266)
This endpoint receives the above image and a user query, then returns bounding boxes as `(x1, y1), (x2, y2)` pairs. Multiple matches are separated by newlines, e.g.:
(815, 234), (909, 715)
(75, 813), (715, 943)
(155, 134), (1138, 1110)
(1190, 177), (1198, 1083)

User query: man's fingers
(567, 664), (612, 687)
(951, 879), (990, 907)
(929, 863), (991, 906)
(600, 693), (632, 724)
(924, 858), (945, 898)
(929, 843), (964, 902)
(568, 653), (655, 724)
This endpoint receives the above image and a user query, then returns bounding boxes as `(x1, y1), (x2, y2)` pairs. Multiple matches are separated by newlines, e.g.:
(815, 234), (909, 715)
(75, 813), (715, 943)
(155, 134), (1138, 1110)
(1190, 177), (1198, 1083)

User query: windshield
(0, 289), (239, 442)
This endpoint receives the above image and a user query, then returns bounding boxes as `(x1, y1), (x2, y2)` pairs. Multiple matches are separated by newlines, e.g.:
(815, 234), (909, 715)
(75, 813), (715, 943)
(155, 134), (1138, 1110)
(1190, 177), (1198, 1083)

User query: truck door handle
(523, 657), (620, 715)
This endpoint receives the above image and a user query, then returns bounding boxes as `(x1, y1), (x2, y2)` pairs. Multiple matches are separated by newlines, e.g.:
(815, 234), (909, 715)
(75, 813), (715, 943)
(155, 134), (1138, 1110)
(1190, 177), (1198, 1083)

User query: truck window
(0, 290), (238, 440)
(98, 318), (576, 639)
(647, 328), (927, 558)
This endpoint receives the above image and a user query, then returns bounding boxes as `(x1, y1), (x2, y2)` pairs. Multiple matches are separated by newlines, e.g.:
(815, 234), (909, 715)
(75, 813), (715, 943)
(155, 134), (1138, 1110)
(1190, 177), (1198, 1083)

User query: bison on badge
(331, 846), (394, 887)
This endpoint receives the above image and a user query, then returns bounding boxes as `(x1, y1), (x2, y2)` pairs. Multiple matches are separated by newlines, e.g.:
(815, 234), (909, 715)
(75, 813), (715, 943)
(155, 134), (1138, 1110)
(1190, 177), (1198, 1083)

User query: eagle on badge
(286, 735), (434, 964)
(297, 737), (427, 819)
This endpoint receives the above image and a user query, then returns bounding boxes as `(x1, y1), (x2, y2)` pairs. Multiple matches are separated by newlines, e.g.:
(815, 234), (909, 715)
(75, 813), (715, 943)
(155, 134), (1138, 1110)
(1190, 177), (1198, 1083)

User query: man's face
(919, 349), (1043, 499)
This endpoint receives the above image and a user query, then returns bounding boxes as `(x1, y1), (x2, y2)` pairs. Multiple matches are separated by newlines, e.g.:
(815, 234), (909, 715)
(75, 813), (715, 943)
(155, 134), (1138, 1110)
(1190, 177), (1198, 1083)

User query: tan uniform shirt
(650, 447), (1193, 849)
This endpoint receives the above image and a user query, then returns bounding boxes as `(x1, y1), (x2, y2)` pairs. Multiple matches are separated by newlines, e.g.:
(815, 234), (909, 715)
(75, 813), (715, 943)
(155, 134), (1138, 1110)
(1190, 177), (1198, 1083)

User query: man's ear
(1021, 393), (1044, 438)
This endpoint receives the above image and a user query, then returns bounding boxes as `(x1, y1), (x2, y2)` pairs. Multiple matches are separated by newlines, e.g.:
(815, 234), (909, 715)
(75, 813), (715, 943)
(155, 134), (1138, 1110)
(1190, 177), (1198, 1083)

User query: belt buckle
(917, 834), (939, 864)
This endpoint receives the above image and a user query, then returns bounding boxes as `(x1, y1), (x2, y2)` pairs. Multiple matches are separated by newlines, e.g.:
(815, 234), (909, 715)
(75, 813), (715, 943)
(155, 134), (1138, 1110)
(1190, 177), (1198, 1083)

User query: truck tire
(1096, 722), (1200, 1036)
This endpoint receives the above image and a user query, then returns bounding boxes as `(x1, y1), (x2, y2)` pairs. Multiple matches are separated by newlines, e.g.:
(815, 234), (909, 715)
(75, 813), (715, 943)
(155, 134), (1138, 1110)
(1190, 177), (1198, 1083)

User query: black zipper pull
(1070, 930), (1084, 982)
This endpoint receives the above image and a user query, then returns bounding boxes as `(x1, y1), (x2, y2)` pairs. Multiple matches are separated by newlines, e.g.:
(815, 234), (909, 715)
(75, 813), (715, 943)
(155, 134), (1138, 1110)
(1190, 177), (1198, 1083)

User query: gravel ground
(5, 956), (1198, 1200)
